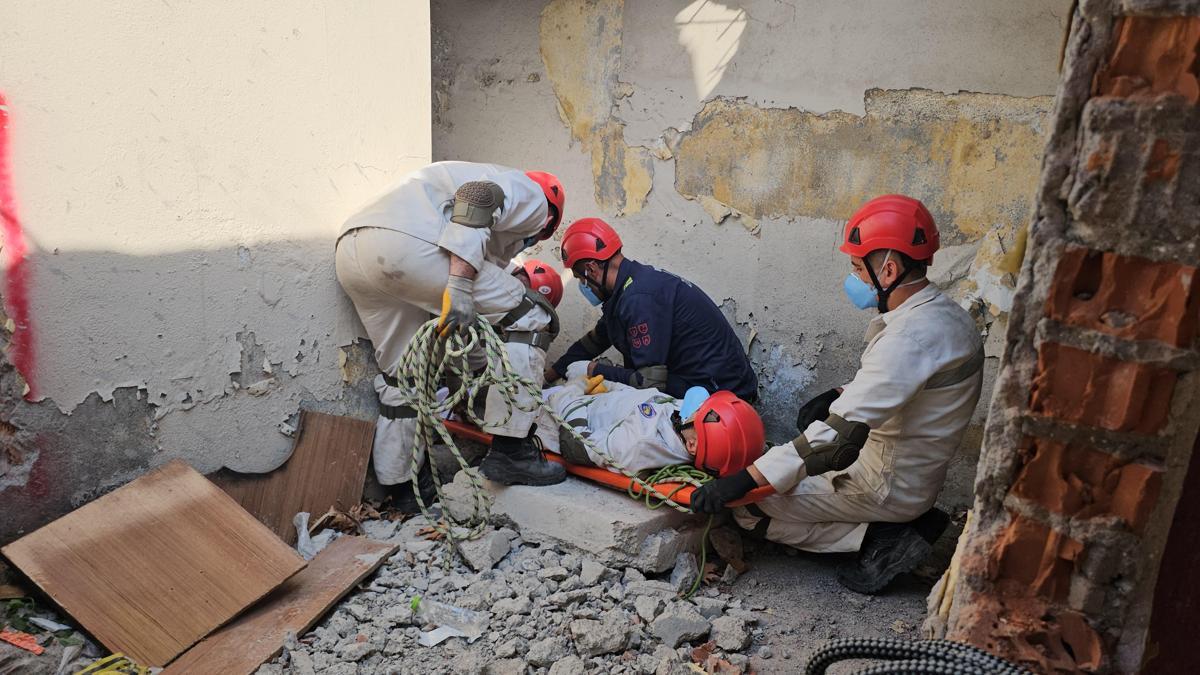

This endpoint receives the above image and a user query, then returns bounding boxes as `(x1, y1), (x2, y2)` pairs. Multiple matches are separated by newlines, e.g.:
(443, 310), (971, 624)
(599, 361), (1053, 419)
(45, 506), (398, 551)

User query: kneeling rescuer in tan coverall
(691, 194), (984, 594)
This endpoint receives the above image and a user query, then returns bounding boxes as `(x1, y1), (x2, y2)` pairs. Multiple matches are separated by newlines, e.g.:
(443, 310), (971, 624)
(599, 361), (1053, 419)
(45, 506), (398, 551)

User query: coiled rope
(391, 316), (705, 568)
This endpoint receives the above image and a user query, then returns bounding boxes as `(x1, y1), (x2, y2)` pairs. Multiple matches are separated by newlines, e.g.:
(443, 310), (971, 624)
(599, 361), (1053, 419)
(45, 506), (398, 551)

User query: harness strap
(925, 346), (985, 390)
(379, 372), (416, 419)
(500, 288), (560, 350)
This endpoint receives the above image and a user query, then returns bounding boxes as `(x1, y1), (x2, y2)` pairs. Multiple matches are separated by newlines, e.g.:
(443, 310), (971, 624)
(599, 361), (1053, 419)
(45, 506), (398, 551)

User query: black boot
(837, 521), (932, 595)
(911, 507), (951, 545)
(387, 460), (438, 513)
(481, 428), (566, 486)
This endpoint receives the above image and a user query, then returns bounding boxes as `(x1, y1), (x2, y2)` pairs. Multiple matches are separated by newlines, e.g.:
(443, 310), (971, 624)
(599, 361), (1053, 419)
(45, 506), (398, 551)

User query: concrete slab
(442, 470), (705, 573)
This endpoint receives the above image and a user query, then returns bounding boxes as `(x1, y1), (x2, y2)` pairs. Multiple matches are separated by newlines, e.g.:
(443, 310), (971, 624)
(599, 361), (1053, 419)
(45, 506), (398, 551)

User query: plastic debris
(415, 599), (490, 644)
(29, 616), (72, 632)
(417, 625), (468, 647)
(0, 627), (44, 655)
(293, 512), (340, 561)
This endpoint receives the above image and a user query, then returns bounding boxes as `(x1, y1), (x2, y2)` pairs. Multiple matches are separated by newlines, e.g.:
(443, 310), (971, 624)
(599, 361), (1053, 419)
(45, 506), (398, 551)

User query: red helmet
(693, 392), (765, 478)
(522, 259), (563, 307)
(840, 195), (939, 264)
(525, 171), (565, 241)
(561, 217), (622, 269)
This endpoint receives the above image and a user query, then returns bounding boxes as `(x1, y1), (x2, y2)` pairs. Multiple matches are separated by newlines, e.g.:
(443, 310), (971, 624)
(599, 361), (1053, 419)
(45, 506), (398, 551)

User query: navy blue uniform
(553, 259), (758, 400)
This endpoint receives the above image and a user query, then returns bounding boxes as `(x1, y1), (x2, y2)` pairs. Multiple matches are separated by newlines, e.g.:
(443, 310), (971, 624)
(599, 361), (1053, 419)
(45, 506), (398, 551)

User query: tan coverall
(335, 161), (551, 485)
(735, 284), (983, 552)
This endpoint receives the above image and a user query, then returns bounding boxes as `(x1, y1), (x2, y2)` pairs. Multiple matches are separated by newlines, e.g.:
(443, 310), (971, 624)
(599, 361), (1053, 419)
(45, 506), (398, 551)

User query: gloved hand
(584, 375), (608, 395)
(796, 388), (841, 432)
(437, 275), (476, 337)
(690, 469), (758, 514)
(543, 364), (563, 385)
(586, 356), (615, 377)
(799, 420), (869, 476)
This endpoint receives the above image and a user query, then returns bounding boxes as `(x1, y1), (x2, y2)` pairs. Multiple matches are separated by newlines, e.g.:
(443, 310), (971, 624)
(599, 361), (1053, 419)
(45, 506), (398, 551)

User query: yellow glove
(437, 275), (476, 338)
(585, 374), (608, 395)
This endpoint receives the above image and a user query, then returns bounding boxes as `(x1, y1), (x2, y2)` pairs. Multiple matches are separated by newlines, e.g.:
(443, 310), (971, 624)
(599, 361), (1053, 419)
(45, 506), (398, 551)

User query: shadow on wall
(0, 243), (380, 544)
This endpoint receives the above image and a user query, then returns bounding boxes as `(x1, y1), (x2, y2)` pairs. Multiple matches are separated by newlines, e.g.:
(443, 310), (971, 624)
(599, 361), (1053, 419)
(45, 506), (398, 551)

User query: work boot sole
(837, 530), (932, 595)
(479, 454), (567, 486)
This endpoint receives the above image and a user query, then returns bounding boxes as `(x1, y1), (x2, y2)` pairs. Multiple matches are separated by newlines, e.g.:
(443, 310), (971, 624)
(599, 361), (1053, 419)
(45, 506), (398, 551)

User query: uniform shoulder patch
(638, 402), (656, 418)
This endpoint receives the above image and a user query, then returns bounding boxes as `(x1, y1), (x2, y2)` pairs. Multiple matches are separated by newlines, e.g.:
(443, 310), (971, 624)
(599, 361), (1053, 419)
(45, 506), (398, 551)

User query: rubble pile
(262, 516), (772, 675)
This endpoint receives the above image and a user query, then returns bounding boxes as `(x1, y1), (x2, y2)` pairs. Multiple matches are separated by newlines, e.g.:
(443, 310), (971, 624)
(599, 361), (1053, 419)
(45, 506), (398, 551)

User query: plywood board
(211, 410), (374, 544)
(163, 536), (397, 674)
(1, 460), (305, 667)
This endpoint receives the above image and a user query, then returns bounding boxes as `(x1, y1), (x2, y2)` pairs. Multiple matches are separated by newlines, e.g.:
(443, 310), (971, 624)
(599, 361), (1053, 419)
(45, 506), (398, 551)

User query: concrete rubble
(260, 511), (768, 675)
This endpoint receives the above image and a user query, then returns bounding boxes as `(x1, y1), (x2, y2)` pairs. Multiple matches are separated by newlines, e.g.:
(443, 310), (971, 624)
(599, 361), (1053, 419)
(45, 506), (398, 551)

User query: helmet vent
(551, 185), (560, 196)
(912, 228), (927, 245)
(595, 238), (607, 252)
(703, 410), (721, 424)
(848, 227), (862, 245)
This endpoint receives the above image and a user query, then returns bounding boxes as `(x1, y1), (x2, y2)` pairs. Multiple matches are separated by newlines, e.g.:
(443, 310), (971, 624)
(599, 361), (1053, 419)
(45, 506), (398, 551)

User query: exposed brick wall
(944, 2), (1200, 673)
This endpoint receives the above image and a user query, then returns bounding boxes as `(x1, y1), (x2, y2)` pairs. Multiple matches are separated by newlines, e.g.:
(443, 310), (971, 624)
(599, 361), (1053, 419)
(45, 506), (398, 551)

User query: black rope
(805, 637), (1031, 675)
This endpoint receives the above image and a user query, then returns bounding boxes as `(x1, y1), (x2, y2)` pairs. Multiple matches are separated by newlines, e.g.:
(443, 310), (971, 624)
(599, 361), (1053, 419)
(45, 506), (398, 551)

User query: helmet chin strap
(584, 258), (614, 301)
(864, 250), (915, 313)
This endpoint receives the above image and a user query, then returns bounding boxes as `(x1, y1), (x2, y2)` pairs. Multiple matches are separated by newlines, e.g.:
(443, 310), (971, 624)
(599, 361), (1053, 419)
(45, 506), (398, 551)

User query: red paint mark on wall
(0, 94), (36, 398)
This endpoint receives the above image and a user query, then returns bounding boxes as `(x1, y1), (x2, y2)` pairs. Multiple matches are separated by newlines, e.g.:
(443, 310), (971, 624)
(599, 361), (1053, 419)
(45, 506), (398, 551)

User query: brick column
(943, 2), (1200, 673)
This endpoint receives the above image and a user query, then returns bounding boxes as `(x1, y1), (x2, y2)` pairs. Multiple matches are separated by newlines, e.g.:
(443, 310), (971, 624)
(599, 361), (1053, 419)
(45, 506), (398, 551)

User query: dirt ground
(724, 527), (958, 674)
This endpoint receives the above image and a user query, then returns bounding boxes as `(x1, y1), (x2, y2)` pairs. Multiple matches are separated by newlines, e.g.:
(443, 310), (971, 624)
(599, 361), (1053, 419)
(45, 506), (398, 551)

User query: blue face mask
(578, 281), (603, 306)
(843, 273), (878, 310)
(520, 236), (538, 252)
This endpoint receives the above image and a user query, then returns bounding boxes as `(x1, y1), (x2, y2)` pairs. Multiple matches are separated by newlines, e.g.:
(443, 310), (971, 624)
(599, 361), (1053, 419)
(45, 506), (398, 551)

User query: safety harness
(496, 288), (560, 351)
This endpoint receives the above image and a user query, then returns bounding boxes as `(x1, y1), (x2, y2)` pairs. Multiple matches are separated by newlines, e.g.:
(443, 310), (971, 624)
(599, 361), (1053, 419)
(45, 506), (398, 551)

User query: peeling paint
(674, 90), (1050, 239)
(673, 89), (1051, 313)
(540, 0), (653, 215)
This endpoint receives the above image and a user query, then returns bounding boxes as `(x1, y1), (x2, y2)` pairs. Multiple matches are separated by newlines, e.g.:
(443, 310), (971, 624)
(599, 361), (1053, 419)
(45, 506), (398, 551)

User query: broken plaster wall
(0, 1), (432, 542)
(432, 0), (1070, 510)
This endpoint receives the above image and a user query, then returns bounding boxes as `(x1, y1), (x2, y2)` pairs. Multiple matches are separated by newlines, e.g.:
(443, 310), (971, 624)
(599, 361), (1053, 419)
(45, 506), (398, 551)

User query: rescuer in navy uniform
(546, 217), (758, 402)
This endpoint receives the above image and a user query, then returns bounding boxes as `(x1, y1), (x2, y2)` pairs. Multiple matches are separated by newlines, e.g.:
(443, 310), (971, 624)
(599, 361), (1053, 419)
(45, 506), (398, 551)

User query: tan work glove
(437, 275), (476, 337)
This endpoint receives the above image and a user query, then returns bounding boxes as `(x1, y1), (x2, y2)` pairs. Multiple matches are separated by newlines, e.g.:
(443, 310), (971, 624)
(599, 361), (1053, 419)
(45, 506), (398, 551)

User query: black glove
(800, 420), (869, 476)
(796, 388), (841, 432)
(691, 469), (758, 514)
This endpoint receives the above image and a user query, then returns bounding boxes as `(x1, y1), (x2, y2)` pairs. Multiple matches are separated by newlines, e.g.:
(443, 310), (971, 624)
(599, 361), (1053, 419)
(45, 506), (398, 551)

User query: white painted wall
(0, 1), (431, 471)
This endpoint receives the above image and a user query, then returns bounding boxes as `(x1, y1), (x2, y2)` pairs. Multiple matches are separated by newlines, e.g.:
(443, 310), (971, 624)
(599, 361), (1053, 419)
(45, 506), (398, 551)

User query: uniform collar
(866, 282), (941, 333)
(606, 258), (638, 304)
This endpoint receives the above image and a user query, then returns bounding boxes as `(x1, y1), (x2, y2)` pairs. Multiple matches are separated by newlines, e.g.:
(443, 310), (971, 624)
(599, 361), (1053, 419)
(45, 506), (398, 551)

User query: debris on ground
(261, 514), (775, 674)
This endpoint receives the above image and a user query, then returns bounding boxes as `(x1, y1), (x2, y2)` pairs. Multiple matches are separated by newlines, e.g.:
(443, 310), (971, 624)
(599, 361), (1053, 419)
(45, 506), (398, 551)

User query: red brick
(1093, 16), (1200, 103)
(1011, 437), (1163, 532)
(988, 513), (1084, 603)
(1046, 246), (1199, 348)
(951, 591), (1104, 672)
(1029, 343), (1177, 434)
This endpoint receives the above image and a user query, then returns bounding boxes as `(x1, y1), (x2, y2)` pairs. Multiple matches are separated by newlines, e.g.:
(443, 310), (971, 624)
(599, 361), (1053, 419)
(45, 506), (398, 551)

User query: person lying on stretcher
(533, 362), (765, 478)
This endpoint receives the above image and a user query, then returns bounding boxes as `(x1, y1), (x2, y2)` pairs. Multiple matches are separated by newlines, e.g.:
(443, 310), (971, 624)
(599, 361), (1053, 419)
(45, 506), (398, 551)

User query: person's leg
(334, 228), (443, 508)
(468, 262), (565, 485)
(728, 472), (945, 594)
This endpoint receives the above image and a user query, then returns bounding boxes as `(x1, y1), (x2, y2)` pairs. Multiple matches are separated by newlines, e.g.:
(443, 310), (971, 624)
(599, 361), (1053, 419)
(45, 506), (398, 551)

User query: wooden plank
(0, 460), (305, 668)
(210, 410), (374, 544)
(163, 536), (397, 674)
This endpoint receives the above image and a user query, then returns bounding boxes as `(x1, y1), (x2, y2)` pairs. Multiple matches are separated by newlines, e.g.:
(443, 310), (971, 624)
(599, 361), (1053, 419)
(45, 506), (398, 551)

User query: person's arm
(489, 169), (549, 240)
(752, 330), (941, 493)
(549, 321), (612, 380)
(591, 295), (672, 389)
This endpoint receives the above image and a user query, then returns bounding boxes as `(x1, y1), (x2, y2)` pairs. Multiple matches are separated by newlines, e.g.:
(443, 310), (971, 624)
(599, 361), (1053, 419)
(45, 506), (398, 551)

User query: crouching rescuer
(690, 195), (984, 594)
(335, 162), (570, 509)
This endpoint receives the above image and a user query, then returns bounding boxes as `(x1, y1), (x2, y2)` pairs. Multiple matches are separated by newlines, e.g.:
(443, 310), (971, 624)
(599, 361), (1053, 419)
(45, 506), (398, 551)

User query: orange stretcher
(442, 419), (775, 508)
